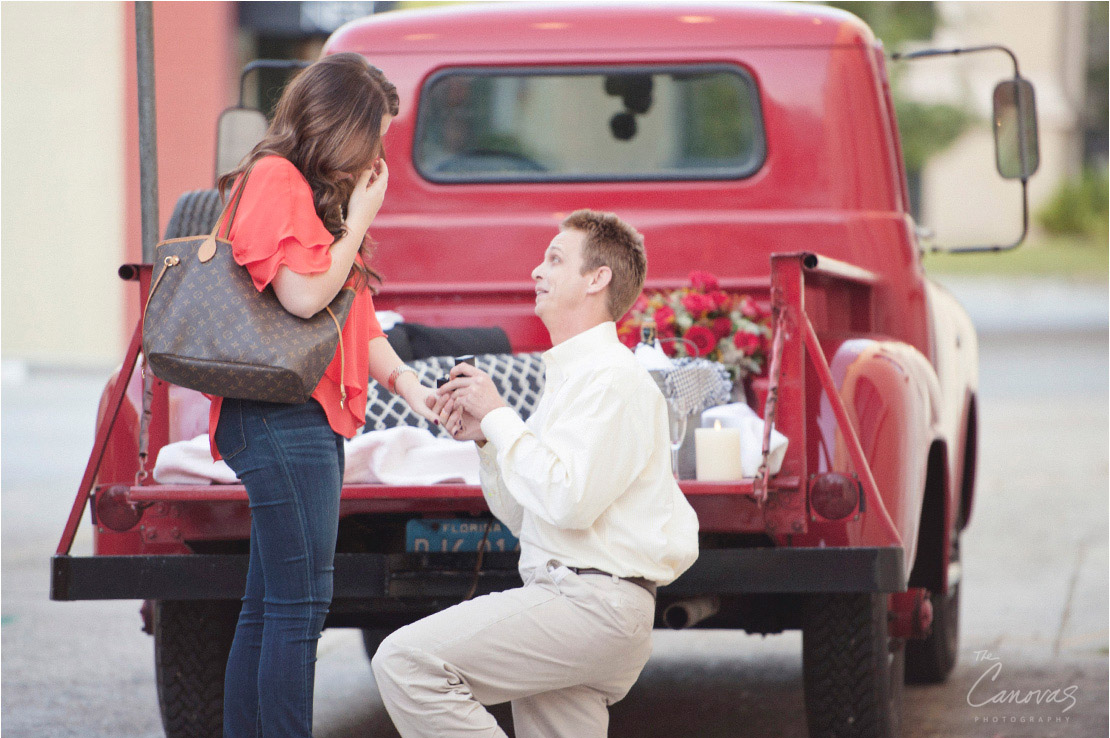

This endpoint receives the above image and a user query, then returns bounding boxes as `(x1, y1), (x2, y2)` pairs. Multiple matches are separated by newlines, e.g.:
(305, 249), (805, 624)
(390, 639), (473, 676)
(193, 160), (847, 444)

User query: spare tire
(164, 189), (224, 241)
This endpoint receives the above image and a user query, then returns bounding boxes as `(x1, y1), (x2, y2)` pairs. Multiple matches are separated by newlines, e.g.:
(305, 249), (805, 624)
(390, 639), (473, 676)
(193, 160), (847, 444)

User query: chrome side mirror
(216, 107), (269, 179)
(892, 45), (1041, 252)
(992, 78), (1039, 181)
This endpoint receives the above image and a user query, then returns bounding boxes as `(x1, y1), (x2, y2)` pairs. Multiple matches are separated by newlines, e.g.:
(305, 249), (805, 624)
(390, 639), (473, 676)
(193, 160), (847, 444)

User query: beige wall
(2, 2), (125, 367)
(905, 2), (1088, 245)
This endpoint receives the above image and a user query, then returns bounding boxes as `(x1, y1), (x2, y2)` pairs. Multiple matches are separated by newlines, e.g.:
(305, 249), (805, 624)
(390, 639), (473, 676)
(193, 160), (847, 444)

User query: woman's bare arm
(368, 336), (440, 424)
(272, 162), (388, 318)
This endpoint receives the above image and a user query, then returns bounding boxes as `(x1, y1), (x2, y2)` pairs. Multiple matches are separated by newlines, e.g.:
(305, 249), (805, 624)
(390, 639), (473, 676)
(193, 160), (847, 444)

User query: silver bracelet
(387, 364), (418, 393)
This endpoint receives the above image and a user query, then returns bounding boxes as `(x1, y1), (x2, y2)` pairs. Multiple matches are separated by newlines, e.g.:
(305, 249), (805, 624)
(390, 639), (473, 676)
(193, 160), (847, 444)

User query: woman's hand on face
(345, 159), (389, 236)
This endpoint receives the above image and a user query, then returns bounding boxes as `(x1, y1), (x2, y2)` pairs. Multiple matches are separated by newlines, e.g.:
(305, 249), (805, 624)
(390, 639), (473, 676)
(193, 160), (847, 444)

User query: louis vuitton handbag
(142, 170), (357, 406)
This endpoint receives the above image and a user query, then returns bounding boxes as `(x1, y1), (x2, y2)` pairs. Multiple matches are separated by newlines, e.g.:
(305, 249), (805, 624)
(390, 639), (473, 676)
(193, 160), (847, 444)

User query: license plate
(405, 518), (521, 553)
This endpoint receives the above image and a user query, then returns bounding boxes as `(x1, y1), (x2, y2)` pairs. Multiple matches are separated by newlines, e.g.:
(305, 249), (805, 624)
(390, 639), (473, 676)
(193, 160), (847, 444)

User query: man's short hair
(560, 210), (646, 321)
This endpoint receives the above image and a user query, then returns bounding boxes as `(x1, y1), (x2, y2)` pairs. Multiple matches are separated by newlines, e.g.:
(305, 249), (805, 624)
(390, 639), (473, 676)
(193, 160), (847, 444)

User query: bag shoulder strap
(198, 164), (254, 262)
(212, 164), (254, 240)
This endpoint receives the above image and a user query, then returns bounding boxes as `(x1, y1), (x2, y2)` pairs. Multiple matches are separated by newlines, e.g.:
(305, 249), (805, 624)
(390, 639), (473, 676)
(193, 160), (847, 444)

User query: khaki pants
(371, 561), (656, 738)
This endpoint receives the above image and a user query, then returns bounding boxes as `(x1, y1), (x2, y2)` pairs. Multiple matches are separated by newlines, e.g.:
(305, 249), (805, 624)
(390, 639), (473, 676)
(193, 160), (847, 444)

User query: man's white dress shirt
(478, 321), (699, 586)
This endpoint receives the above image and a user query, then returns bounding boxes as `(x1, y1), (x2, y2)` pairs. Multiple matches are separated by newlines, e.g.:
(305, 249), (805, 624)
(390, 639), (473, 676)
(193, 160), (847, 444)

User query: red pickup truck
(52, 4), (1039, 737)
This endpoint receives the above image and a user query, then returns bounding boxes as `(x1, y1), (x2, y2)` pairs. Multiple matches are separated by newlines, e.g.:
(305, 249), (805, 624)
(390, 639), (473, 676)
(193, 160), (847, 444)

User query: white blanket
(153, 406), (786, 485)
(153, 427), (480, 486)
(699, 402), (789, 477)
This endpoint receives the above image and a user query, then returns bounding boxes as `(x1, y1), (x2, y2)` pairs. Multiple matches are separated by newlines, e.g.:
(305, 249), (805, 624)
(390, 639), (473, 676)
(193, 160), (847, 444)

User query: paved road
(2, 295), (1106, 736)
(937, 277), (1108, 336)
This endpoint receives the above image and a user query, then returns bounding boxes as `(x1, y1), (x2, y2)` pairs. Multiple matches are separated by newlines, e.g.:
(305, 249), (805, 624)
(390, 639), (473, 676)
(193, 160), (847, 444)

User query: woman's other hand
(272, 159), (389, 319)
(345, 159), (389, 236)
(393, 369), (441, 426)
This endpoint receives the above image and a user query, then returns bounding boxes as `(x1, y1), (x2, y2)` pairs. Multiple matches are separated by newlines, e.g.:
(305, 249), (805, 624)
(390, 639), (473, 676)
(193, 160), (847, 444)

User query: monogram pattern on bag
(142, 237), (354, 404)
(364, 353), (546, 438)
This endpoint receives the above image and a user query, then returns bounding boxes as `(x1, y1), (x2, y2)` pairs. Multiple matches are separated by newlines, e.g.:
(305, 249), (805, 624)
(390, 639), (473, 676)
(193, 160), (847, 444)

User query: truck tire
(164, 189), (224, 240)
(906, 534), (961, 684)
(361, 627), (391, 660)
(154, 600), (238, 738)
(803, 593), (904, 738)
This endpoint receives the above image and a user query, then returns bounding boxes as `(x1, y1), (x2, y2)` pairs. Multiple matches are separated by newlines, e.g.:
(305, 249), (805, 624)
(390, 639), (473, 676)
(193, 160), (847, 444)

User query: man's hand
(432, 389), (487, 442)
(436, 363), (505, 436)
(447, 404), (487, 443)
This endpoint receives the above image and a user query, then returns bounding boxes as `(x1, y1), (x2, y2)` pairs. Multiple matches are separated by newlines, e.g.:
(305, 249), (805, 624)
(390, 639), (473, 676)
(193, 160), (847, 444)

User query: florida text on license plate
(405, 518), (521, 553)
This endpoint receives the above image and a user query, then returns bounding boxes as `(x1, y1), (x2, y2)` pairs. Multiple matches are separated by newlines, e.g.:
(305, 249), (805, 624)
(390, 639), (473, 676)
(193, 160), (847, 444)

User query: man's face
(531, 228), (592, 322)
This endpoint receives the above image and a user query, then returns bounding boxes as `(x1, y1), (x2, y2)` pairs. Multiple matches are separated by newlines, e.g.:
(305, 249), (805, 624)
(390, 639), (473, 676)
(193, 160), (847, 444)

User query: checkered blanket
(364, 353), (546, 437)
(659, 358), (733, 416)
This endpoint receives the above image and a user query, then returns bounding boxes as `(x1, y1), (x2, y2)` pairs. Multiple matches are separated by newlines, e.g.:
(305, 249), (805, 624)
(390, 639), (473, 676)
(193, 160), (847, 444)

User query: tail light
(809, 472), (861, 520)
(95, 485), (148, 532)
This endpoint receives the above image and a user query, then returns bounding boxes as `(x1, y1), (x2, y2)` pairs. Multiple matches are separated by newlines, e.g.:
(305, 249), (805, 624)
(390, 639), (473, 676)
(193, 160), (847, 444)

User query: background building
(1, 1), (1104, 367)
(901, 1), (1106, 247)
(3, 1), (235, 366)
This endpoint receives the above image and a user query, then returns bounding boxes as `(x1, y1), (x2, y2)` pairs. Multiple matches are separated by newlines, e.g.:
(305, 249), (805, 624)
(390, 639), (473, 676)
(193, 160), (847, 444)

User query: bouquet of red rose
(617, 270), (771, 378)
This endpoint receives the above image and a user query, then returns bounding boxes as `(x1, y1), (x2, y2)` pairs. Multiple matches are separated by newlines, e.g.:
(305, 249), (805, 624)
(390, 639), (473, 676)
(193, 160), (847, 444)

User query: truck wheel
(154, 600), (238, 738)
(906, 534), (961, 684)
(361, 627), (391, 660)
(164, 189), (223, 240)
(803, 593), (904, 738)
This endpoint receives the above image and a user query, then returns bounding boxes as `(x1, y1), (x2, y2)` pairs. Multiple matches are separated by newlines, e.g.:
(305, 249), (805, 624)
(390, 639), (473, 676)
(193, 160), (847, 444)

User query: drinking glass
(666, 398), (687, 480)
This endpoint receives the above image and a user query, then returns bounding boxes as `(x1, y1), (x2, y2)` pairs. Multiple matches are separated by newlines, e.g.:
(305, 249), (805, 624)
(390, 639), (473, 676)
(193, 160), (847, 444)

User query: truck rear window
(413, 65), (764, 183)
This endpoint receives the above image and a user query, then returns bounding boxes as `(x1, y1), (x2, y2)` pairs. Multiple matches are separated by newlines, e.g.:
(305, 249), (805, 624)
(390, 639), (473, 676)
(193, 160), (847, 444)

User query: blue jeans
(216, 397), (344, 738)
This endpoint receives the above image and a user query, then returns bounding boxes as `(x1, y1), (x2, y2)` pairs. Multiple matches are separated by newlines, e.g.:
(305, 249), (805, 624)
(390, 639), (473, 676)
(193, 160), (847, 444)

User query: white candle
(695, 420), (744, 481)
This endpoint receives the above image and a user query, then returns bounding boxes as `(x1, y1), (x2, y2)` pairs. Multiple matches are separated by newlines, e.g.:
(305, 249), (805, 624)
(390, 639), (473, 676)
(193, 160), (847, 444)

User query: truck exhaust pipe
(662, 596), (720, 629)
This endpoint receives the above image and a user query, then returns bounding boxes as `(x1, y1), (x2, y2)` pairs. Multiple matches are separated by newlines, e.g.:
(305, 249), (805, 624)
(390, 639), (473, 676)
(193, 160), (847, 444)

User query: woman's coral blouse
(207, 155), (385, 460)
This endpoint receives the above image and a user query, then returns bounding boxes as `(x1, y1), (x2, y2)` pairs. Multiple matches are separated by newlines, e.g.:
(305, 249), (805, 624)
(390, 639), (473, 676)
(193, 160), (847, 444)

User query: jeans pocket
(215, 399), (247, 461)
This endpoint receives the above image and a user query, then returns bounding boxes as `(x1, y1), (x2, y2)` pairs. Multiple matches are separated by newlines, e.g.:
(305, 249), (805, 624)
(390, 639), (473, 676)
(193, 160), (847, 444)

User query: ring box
(437, 355), (476, 389)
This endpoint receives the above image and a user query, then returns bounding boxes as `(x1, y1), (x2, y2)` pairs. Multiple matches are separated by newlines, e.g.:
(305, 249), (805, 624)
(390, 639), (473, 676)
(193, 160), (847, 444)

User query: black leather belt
(569, 567), (657, 598)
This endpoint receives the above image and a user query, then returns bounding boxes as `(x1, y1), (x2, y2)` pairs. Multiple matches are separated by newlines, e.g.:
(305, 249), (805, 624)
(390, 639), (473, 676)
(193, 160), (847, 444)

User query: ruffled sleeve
(226, 156), (335, 292)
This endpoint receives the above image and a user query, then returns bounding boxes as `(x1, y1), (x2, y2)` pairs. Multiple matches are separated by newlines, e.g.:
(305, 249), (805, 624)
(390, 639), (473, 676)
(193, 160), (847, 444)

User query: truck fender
(816, 338), (943, 572)
(95, 362), (143, 487)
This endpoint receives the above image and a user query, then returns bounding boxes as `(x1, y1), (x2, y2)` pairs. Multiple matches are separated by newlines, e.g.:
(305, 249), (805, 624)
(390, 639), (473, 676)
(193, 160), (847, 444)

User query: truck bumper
(51, 546), (904, 601)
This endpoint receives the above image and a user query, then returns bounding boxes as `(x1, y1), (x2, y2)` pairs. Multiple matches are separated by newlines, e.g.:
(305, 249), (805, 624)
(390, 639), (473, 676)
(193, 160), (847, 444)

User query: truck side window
(413, 65), (765, 183)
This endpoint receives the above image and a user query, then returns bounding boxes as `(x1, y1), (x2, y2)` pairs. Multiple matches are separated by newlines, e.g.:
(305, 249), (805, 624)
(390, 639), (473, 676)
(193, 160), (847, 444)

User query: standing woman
(208, 53), (436, 737)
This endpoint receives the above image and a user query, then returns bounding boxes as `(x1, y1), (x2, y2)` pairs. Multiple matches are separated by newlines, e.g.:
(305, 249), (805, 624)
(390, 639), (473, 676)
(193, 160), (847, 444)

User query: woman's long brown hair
(218, 52), (399, 292)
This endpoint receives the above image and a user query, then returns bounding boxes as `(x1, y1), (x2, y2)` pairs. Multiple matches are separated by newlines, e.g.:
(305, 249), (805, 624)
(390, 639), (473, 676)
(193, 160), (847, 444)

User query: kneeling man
(371, 210), (699, 738)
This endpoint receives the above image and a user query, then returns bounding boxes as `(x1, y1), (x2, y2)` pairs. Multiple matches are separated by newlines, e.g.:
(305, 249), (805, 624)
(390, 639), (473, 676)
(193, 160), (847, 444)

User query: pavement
(932, 276), (1108, 335)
